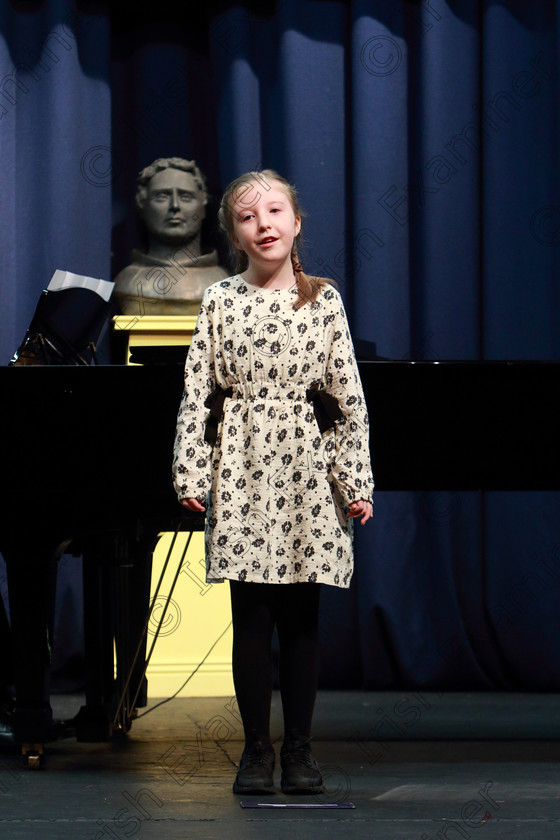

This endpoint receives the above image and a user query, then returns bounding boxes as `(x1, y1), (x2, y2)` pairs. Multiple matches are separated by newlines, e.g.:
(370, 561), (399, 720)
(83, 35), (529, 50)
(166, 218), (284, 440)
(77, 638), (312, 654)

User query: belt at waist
(203, 382), (343, 443)
(230, 381), (309, 400)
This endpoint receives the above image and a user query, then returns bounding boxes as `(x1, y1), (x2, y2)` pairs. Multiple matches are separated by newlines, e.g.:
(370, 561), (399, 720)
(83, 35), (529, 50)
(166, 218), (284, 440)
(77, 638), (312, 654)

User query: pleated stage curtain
(1, 0), (559, 690)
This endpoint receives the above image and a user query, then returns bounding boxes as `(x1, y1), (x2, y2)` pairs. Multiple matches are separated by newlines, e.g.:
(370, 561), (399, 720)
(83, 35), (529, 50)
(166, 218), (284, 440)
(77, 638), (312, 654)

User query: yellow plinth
(146, 531), (234, 698)
(111, 315), (233, 698)
(112, 315), (198, 364)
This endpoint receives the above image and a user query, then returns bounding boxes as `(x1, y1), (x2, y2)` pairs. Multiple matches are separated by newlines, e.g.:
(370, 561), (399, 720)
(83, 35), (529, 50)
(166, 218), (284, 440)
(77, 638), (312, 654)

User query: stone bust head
(136, 157), (208, 259)
(113, 157), (228, 316)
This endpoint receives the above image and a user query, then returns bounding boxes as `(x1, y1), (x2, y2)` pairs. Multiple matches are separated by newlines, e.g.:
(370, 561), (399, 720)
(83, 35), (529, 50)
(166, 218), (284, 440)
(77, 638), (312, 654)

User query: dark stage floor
(1, 691), (559, 839)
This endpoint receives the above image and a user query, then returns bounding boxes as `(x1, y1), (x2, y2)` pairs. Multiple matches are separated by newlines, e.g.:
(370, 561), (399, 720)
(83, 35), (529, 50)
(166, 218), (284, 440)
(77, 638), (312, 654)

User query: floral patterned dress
(172, 275), (373, 589)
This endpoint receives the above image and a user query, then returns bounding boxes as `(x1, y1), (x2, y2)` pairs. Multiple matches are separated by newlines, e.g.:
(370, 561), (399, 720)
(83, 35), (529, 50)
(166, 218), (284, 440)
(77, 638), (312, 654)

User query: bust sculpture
(113, 158), (228, 315)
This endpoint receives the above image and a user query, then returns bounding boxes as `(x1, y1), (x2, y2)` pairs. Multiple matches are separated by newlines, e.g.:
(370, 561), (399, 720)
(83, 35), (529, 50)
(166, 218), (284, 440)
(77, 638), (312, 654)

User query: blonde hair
(217, 169), (331, 309)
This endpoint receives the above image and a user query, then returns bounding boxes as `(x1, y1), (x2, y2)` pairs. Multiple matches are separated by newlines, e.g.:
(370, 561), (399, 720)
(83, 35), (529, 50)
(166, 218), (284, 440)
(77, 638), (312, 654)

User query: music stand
(10, 271), (115, 366)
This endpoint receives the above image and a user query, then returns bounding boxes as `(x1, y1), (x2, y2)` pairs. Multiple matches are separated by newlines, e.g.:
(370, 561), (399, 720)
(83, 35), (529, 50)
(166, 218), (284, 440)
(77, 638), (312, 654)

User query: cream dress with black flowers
(172, 275), (373, 589)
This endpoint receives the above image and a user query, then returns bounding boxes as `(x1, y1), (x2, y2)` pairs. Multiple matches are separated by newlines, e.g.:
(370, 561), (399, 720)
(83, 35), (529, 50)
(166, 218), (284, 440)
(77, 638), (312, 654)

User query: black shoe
(280, 737), (325, 794)
(233, 741), (275, 795)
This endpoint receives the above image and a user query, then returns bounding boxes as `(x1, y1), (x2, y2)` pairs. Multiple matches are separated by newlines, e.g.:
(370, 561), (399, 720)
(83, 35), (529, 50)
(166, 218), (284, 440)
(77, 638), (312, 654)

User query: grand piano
(1, 355), (559, 764)
(0, 360), (204, 765)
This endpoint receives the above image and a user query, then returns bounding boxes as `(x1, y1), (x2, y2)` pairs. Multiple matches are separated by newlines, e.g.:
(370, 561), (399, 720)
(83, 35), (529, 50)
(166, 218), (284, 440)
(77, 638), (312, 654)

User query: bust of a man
(113, 157), (228, 315)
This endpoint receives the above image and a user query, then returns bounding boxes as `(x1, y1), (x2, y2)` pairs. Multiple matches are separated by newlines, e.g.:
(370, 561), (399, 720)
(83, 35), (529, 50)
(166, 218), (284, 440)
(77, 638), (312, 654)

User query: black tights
(229, 581), (321, 747)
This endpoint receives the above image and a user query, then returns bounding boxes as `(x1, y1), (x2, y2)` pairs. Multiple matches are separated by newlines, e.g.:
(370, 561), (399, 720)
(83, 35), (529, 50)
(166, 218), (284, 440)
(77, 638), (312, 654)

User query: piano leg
(2, 524), (155, 759)
(0, 594), (15, 738)
(112, 533), (153, 732)
(75, 531), (153, 741)
(3, 534), (59, 768)
(73, 555), (115, 741)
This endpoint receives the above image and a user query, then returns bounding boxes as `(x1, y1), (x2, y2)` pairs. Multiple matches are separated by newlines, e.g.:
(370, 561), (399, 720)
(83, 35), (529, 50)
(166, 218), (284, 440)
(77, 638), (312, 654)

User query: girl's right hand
(181, 498), (206, 512)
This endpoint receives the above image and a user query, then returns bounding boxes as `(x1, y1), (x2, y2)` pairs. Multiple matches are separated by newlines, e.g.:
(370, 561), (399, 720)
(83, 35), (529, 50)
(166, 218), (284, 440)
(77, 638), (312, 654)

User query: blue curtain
(1, 0), (559, 690)
(0, 2), (111, 362)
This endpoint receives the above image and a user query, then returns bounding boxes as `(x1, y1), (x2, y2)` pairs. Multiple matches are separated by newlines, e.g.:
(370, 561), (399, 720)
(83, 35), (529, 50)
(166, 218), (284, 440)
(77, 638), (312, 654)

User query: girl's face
(229, 180), (301, 271)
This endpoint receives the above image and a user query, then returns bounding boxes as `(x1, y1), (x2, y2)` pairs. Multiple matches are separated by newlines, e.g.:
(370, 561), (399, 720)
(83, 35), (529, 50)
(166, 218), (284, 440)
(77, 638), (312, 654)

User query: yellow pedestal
(112, 315), (234, 698)
(112, 315), (198, 364)
(146, 531), (234, 698)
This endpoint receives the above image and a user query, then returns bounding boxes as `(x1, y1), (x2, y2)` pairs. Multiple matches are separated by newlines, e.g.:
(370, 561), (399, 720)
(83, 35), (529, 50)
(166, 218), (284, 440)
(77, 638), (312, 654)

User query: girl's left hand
(347, 500), (373, 525)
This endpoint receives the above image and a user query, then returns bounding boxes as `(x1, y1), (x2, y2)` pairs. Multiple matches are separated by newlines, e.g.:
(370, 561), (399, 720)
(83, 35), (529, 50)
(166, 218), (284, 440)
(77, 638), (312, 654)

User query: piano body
(0, 362), (203, 762)
(1, 359), (559, 762)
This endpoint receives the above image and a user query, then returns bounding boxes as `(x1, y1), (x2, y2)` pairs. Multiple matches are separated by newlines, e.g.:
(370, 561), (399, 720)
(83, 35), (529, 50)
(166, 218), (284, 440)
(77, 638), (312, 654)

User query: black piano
(0, 362), (203, 763)
(1, 359), (559, 763)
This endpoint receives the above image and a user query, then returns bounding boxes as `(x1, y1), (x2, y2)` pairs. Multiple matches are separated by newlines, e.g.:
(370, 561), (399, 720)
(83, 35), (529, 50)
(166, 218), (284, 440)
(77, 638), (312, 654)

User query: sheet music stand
(10, 287), (113, 366)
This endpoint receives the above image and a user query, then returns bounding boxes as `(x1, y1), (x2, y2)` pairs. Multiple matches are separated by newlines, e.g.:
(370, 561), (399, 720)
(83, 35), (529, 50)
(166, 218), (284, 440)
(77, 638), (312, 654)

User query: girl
(173, 170), (373, 795)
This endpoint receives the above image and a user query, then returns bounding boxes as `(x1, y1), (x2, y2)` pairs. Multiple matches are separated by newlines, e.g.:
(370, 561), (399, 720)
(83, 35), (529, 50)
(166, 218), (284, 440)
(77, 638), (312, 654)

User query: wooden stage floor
(1, 691), (559, 839)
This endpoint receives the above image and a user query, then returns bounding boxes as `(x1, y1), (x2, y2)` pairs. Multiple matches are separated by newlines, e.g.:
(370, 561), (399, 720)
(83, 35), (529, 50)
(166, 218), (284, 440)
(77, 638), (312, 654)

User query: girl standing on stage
(173, 169), (373, 795)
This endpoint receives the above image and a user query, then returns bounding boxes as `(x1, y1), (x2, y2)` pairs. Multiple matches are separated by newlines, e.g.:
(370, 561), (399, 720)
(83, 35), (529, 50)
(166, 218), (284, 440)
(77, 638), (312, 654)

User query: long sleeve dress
(172, 275), (373, 589)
